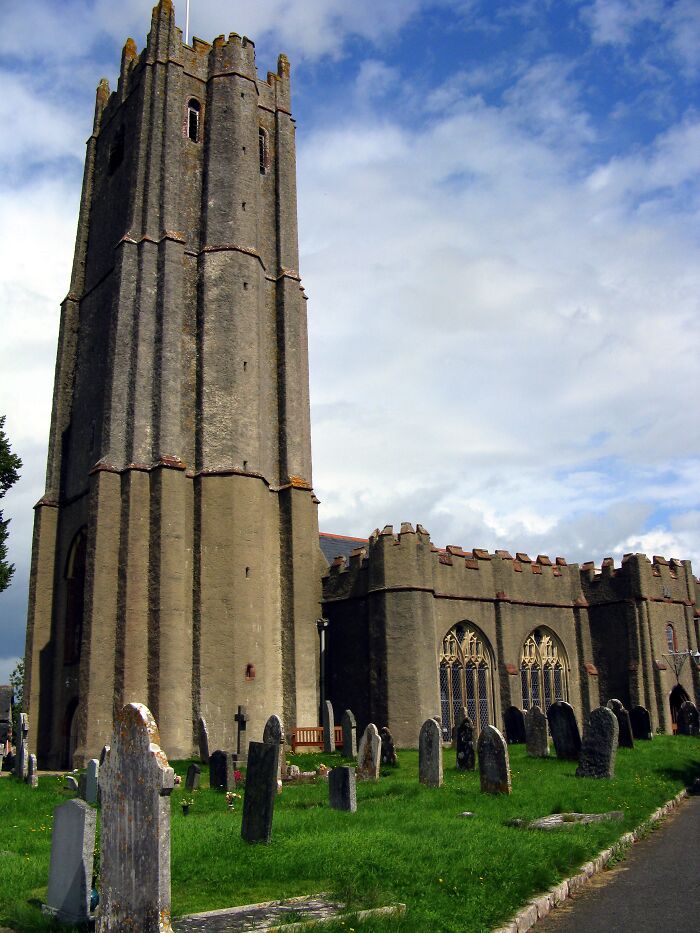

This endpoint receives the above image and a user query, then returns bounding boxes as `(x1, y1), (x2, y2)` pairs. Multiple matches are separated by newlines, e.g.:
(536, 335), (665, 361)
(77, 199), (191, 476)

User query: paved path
(535, 794), (700, 932)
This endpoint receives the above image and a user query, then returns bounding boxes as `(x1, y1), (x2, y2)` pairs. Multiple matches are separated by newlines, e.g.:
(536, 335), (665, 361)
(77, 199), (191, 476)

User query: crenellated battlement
(581, 552), (696, 605)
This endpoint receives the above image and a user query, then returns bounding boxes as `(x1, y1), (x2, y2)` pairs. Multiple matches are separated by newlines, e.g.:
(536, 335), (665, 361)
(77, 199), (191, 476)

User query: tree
(0, 416), (22, 593)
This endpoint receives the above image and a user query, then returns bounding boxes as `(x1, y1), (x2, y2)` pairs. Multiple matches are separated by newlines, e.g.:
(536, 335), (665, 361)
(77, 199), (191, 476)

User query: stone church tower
(24, 0), (323, 767)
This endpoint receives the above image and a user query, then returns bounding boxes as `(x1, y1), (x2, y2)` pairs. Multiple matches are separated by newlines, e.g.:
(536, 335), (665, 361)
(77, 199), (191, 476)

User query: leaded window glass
(438, 623), (494, 739)
(520, 629), (569, 712)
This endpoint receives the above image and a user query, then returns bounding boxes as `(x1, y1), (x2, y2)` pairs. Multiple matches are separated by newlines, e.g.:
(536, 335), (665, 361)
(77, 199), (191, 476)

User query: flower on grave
(317, 763), (329, 775)
(225, 791), (242, 808)
(234, 769), (242, 783)
(181, 796), (195, 808)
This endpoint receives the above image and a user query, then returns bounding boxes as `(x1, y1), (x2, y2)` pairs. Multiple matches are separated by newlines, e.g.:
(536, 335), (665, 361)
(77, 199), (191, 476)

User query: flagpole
(185, 0), (190, 44)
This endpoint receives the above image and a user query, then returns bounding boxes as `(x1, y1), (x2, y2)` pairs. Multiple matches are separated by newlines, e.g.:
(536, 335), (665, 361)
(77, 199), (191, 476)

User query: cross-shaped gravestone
(235, 706), (249, 757)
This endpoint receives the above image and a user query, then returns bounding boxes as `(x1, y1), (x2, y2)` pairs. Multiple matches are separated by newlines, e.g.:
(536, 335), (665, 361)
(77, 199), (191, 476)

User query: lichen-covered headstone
(341, 709), (357, 758)
(356, 723), (381, 781)
(322, 700), (335, 754)
(607, 699), (634, 748)
(328, 766), (357, 812)
(197, 716), (210, 763)
(241, 741), (279, 843)
(419, 718), (443, 787)
(27, 753), (38, 788)
(263, 714), (285, 782)
(503, 706), (526, 744)
(547, 701), (581, 760)
(629, 705), (652, 740)
(455, 716), (475, 771)
(97, 702), (174, 933)
(14, 712), (28, 780)
(380, 726), (397, 766)
(525, 706), (549, 757)
(85, 758), (99, 804)
(185, 763), (201, 791)
(576, 706), (619, 779)
(477, 725), (511, 795)
(209, 750), (235, 790)
(46, 799), (96, 924)
(677, 701), (699, 737)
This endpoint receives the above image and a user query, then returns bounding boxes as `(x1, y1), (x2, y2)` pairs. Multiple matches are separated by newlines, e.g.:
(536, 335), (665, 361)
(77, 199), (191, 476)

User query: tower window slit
(187, 98), (201, 143)
(259, 128), (268, 174)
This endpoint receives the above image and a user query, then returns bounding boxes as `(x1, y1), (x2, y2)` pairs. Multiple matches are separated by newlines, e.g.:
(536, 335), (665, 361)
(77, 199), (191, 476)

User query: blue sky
(1, 0), (699, 681)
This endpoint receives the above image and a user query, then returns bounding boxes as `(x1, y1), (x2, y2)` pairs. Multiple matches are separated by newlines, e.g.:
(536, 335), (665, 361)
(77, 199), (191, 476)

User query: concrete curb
(491, 788), (688, 933)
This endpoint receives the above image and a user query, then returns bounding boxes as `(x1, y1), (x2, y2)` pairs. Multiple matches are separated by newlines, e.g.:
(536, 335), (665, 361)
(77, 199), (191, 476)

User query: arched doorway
(439, 622), (494, 738)
(669, 683), (690, 733)
(520, 628), (569, 712)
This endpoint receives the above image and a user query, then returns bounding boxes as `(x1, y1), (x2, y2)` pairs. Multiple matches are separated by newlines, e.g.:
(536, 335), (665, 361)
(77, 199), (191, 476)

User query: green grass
(1, 737), (698, 933)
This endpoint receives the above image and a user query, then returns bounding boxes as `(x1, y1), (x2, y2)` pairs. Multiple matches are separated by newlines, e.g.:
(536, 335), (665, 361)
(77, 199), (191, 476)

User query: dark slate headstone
(677, 701), (699, 737)
(629, 706), (653, 740)
(341, 709), (357, 758)
(547, 701), (581, 760)
(185, 763), (201, 791)
(84, 759), (99, 804)
(419, 718), (443, 787)
(322, 700), (335, 754)
(46, 799), (96, 924)
(477, 725), (511, 795)
(209, 750), (235, 791)
(524, 705), (549, 757)
(197, 716), (210, 764)
(241, 741), (279, 844)
(503, 706), (526, 744)
(606, 699), (634, 749)
(14, 712), (28, 780)
(379, 726), (397, 766)
(455, 716), (475, 771)
(328, 766), (357, 812)
(576, 706), (619, 779)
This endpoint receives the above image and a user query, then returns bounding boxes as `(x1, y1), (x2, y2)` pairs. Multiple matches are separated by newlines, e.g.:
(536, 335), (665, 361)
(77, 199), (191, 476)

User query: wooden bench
(291, 726), (343, 751)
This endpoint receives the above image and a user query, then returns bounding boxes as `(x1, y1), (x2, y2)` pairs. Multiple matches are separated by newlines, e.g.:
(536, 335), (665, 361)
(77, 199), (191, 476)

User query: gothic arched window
(666, 623), (677, 653)
(520, 628), (569, 712)
(439, 622), (494, 739)
(63, 528), (87, 665)
(187, 98), (201, 142)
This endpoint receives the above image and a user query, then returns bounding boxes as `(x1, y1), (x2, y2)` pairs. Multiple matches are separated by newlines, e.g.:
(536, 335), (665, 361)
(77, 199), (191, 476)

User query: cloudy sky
(1, 0), (699, 681)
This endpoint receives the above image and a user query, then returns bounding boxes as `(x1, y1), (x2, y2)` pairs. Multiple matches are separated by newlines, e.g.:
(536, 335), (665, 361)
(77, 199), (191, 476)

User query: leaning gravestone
(328, 766), (357, 812)
(185, 763), (201, 791)
(341, 709), (357, 758)
(477, 725), (511, 795)
(525, 705), (549, 757)
(357, 723), (381, 781)
(197, 716), (210, 763)
(547, 701), (581, 760)
(456, 715), (475, 771)
(607, 699), (634, 749)
(380, 726), (398, 766)
(677, 701), (699, 737)
(576, 706), (619, 779)
(263, 714), (285, 783)
(27, 753), (38, 788)
(46, 799), (96, 924)
(322, 700), (334, 754)
(85, 758), (99, 804)
(503, 706), (526, 744)
(97, 702), (174, 933)
(241, 741), (279, 844)
(630, 705), (653, 740)
(14, 712), (29, 780)
(419, 718), (443, 787)
(209, 750), (235, 790)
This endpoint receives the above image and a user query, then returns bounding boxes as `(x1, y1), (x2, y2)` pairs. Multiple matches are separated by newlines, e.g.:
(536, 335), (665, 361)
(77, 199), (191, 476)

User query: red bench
(291, 726), (343, 751)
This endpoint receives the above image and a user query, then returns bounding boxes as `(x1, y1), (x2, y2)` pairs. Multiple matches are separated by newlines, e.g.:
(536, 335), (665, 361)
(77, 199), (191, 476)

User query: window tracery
(520, 628), (568, 712)
(439, 622), (493, 738)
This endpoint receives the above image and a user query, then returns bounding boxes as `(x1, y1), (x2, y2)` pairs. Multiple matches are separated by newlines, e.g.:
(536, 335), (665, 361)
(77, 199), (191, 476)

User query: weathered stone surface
(357, 724), (381, 781)
(46, 799), (96, 924)
(504, 706), (526, 744)
(27, 753), (38, 788)
(85, 759), (99, 804)
(262, 714), (285, 782)
(419, 718), (443, 787)
(380, 726), (397, 766)
(576, 706), (619, 779)
(547, 701), (581, 760)
(524, 706), (549, 757)
(677, 701), (699, 736)
(455, 716), (475, 771)
(209, 750), (235, 791)
(322, 700), (334, 754)
(328, 766), (357, 812)
(607, 699), (634, 748)
(477, 725), (511, 795)
(509, 810), (624, 830)
(629, 705), (653, 740)
(341, 709), (357, 758)
(97, 702), (174, 933)
(64, 775), (79, 793)
(198, 717), (210, 764)
(185, 763), (201, 791)
(14, 712), (28, 780)
(241, 741), (279, 844)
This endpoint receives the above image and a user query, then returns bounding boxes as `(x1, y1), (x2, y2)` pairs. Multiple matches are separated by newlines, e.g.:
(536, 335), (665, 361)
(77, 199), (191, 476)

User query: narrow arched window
(64, 528), (87, 665)
(187, 98), (201, 142)
(259, 127), (268, 174)
(666, 623), (677, 652)
(520, 628), (569, 712)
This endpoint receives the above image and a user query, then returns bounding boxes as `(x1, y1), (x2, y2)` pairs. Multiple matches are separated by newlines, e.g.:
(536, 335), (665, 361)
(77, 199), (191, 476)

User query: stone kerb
(97, 702), (175, 933)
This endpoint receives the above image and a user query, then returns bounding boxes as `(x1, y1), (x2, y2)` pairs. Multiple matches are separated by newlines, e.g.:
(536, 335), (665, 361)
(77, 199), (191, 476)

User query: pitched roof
(319, 532), (369, 565)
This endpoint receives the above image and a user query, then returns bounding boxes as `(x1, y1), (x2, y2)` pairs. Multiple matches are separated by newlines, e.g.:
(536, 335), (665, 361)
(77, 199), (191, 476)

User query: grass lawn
(0, 737), (698, 932)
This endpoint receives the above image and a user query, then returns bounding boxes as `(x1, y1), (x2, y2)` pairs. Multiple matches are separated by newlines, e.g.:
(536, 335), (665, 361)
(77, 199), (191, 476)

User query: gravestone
(209, 750), (235, 790)
(380, 726), (397, 766)
(525, 705), (549, 757)
(14, 712), (28, 780)
(64, 775), (79, 793)
(677, 701), (699, 737)
(452, 706), (469, 746)
(46, 799), (96, 924)
(263, 714), (285, 782)
(341, 709), (357, 758)
(234, 705), (249, 761)
(328, 766), (357, 812)
(547, 701), (581, 760)
(85, 758), (99, 804)
(503, 706), (526, 744)
(78, 773), (87, 799)
(576, 706), (619, 779)
(197, 716), (210, 763)
(322, 700), (334, 754)
(456, 715), (475, 771)
(27, 753), (38, 788)
(607, 699), (634, 748)
(357, 723), (381, 781)
(241, 741), (279, 844)
(477, 725), (511, 795)
(97, 702), (174, 933)
(99, 744), (110, 765)
(630, 705), (653, 740)
(185, 763), (201, 791)
(419, 718), (443, 787)
(0, 684), (12, 751)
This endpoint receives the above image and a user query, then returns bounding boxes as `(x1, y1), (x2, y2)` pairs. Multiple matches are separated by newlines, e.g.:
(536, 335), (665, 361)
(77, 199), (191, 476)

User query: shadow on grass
(655, 758), (700, 787)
